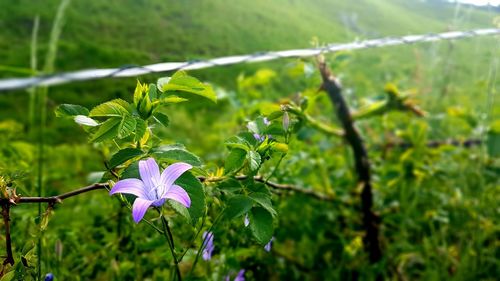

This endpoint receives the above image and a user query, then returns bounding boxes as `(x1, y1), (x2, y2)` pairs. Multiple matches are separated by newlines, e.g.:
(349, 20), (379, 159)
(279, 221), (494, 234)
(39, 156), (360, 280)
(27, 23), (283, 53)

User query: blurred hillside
(0, 0), (498, 147)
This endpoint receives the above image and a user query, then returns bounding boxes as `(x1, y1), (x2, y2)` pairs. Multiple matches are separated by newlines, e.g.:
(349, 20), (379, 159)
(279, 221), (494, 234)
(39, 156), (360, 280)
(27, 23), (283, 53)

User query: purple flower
(263, 117), (270, 126)
(264, 237), (274, 252)
(44, 273), (54, 281)
(244, 213), (249, 227)
(110, 158), (192, 223)
(225, 269), (245, 281)
(234, 269), (245, 281)
(202, 231), (214, 261)
(253, 133), (266, 142)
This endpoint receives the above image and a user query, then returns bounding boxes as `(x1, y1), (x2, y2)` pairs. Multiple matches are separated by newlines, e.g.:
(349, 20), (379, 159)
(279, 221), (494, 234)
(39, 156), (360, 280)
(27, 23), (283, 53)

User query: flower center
(148, 177), (166, 200)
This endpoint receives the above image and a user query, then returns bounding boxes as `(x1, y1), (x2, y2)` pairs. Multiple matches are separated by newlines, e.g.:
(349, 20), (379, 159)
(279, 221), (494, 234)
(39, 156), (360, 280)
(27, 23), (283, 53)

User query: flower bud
(282, 111), (290, 132)
(44, 273), (54, 281)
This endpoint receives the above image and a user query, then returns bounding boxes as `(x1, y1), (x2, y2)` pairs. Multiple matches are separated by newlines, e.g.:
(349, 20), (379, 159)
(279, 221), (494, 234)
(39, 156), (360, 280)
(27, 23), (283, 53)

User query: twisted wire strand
(0, 28), (498, 92)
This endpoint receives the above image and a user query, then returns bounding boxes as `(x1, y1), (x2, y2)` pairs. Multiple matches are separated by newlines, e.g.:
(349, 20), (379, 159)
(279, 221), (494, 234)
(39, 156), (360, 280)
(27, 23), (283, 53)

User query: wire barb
(0, 28), (498, 91)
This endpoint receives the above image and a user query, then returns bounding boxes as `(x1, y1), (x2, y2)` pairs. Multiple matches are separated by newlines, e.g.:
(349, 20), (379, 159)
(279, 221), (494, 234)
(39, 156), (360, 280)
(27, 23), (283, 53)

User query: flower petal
(160, 162), (192, 189)
(132, 197), (154, 223)
(139, 158), (161, 191)
(109, 178), (148, 198)
(163, 184), (191, 208)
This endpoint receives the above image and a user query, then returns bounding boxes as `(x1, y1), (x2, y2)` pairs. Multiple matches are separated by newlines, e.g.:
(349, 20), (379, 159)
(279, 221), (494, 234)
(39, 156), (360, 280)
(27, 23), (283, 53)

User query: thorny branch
(0, 174), (335, 268)
(1, 203), (14, 272)
(318, 56), (383, 263)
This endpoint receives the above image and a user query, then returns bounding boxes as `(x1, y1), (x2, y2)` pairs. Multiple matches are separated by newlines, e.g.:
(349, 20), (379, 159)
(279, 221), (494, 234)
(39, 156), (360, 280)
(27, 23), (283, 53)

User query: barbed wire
(0, 28), (499, 92)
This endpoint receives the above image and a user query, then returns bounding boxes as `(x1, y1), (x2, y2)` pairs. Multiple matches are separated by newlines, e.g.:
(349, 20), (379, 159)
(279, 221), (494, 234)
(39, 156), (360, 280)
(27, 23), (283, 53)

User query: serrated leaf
(224, 148), (247, 174)
(161, 71), (217, 103)
(152, 144), (202, 166)
(153, 112), (170, 127)
(249, 192), (277, 217)
(117, 116), (136, 138)
(249, 207), (274, 244)
(74, 115), (99, 126)
(89, 99), (132, 117)
(134, 118), (147, 142)
(174, 172), (205, 225)
(55, 104), (89, 117)
(248, 151), (261, 172)
(109, 148), (144, 169)
(167, 200), (191, 222)
(223, 195), (254, 221)
(90, 117), (121, 143)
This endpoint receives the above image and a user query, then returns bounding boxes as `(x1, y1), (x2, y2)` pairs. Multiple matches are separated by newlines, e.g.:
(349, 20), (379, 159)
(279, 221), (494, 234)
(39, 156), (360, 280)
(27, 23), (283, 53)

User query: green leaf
(117, 116), (137, 138)
(89, 99), (132, 117)
(224, 136), (250, 151)
(487, 131), (500, 157)
(74, 115), (99, 127)
(247, 117), (269, 134)
(247, 150), (261, 172)
(148, 83), (158, 100)
(223, 195), (254, 221)
(152, 144), (202, 167)
(161, 71), (217, 103)
(167, 200), (191, 222)
(157, 77), (171, 91)
(90, 117), (121, 143)
(153, 112), (170, 127)
(174, 172), (205, 225)
(249, 192), (277, 217)
(217, 178), (243, 193)
(55, 104), (89, 117)
(224, 148), (247, 174)
(134, 81), (148, 107)
(121, 162), (139, 179)
(156, 96), (189, 105)
(0, 270), (14, 281)
(109, 148), (144, 169)
(134, 118), (147, 142)
(249, 207), (274, 244)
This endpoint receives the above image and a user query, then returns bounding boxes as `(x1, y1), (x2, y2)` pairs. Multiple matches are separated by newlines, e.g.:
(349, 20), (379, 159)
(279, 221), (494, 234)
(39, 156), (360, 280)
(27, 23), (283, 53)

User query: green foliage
(249, 207), (274, 245)
(223, 195), (254, 221)
(152, 144), (203, 167)
(175, 172), (205, 225)
(159, 71), (217, 103)
(1, 1), (499, 280)
(108, 148), (144, 169)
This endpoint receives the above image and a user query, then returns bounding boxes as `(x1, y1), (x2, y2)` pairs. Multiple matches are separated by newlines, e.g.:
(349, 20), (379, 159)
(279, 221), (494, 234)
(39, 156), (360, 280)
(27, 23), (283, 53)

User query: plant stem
(188, 209), (224, 277)
(160, 214), (182, 281)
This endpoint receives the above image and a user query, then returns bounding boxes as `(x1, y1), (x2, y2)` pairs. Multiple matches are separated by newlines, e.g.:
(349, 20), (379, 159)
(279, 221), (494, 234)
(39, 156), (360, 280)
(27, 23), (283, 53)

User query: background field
(0, 0), (499, 280)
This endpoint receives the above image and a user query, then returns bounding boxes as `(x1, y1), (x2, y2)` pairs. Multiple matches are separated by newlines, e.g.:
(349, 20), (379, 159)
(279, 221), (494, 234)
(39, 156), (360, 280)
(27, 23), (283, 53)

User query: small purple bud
(202, 231), (214, 261)
(264, 237), (274, 252)
(282, 112), (290, 132)
(263, 117), (270, 126)
(44, 273), (54, 281)
(234, 269), (246, 281)
(244, 214), (249, 227)
(253, 133), (265, 142)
